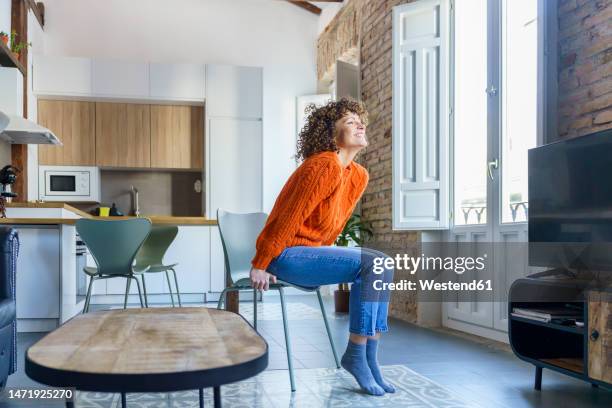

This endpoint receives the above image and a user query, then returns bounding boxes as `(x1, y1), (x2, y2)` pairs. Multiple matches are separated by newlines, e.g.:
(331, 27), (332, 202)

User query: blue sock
(366, 339), (396, 393)
(341, 340), (385, 396)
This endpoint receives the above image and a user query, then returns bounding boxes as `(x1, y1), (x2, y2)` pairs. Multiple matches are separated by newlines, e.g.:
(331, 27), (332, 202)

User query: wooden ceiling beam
(11, 0), (29, 202)
(287, 1), (322, 15)
(25, 0), (45, 29)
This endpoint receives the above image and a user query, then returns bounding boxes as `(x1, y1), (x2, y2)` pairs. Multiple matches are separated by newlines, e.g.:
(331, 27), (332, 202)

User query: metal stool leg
(121, 392), (126, 407)
(253, 288), (258, 330)
(141, 274), (149, 307)
(278, 287), (296, 392)
(132, 276), (144, 308)
(123, 277), (131, 309)
(83, 276), (94, 313)
(199, 388), (204, 408)
(171, 268), (182, 307)
(316, 288), (340, 368)
(165, 271), (176, 307)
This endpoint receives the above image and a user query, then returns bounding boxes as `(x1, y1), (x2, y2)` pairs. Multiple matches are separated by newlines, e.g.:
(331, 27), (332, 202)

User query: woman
(250, 98), (395, 396)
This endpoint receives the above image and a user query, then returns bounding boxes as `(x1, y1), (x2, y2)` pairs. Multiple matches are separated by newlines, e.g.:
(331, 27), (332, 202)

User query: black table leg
(534, 366), (542, 391)
(213, 386), (221, 408)
(121, 392), (127, 407)
(199, 388), (204, 407)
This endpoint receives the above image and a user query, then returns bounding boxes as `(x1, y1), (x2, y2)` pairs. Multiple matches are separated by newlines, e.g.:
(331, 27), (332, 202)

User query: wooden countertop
(2, 202), (217, 226)
(88, 216), (217, 226)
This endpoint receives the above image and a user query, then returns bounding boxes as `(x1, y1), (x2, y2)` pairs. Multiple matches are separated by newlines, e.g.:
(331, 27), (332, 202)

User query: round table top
(25, 307), (268, 392)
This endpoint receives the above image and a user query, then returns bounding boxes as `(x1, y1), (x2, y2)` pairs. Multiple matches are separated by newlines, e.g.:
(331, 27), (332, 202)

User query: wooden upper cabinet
(38, 100), (96, 166)
(150, 105), (203, 169)
(96, 103), (151, 167)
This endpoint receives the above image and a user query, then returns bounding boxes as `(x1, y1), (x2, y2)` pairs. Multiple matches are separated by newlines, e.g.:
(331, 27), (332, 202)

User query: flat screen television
(528, 128), (612, 271)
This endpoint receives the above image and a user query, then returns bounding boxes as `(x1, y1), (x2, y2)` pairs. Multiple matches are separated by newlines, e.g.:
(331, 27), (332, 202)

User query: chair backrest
(76, 218), (151, 276)
(217, 209), (268, 284)
(134, 225), (178, 269)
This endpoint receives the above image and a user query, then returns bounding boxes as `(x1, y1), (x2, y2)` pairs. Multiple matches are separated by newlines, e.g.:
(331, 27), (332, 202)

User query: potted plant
(0, 32), (8, 46)
(11, 40), (31, 60)
(334, 214), (373, 313)
(9, 30), (17, 48)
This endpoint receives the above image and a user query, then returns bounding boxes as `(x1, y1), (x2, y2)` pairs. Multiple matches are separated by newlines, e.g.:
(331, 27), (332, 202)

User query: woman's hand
(250, 267), (277, 291)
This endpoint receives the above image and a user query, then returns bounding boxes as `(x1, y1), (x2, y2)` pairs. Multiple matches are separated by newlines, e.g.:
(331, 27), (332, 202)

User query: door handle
(487, 159), (499, 180)
(590, 329), (600, 341)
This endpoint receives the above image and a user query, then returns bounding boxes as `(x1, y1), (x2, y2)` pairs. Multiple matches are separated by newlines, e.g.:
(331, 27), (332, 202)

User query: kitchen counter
(1, 203), (217, 225)
(88, 216), (217, 225)
(5, 202), (224, 332)
(5, 202), (92, 217)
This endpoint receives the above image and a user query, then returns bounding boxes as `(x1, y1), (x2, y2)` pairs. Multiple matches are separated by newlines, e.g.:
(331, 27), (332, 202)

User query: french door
(444, 0), (545, 339)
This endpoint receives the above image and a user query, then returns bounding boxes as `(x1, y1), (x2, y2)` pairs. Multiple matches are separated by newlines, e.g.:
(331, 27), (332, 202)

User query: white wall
(0, 0), (10, 35)
(40, 0), (320, 211)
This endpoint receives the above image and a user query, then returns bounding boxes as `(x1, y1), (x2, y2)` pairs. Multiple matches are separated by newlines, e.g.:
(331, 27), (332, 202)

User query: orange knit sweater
(251, 150), (369, 270)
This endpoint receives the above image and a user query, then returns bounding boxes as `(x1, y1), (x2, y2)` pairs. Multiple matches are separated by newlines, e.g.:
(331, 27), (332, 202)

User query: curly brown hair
(296, 97), (368, 161)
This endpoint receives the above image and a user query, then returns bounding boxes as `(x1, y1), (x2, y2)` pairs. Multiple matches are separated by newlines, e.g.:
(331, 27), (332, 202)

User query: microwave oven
(38, 166), (101, 202)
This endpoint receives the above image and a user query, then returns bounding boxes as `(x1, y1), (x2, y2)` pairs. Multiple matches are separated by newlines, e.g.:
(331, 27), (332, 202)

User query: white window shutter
(392, 0), (450, 230)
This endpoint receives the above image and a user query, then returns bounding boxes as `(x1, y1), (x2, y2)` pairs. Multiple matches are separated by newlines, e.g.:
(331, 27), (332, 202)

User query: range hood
(0, 111), (62, 145)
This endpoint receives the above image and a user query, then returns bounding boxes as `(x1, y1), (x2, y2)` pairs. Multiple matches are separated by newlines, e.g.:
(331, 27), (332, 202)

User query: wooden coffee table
(25, 307), (268, 408)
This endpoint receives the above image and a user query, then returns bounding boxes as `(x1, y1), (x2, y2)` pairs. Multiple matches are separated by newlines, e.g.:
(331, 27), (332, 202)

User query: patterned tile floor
(72, 365), (476, 408)
(2, 295), (611, 407)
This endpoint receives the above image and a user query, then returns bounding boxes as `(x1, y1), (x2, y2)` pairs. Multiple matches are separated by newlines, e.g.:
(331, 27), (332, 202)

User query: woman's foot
(341, 340), (385, 396)
(366, 338), (396, 393)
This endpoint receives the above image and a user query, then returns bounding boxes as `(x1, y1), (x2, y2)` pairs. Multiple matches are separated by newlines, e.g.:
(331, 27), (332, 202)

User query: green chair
(133, 226), (181, 307)
(76, 218), (152, 313)
(216, 209), (340, 392)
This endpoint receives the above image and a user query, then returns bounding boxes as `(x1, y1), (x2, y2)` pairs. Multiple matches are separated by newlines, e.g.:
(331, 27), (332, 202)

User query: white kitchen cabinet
(106, 226), (210, 296)
(149, 63), (205, 101)
(205, 65), (263, 119)
(92, 59), (149, 97)
(15, 226), (60, 319)
(208, 118), (263, 216)
(0, 67), (23, 116)
(210, 227), (226, 292)
(32, 55), (92, 96)
(166, 226), (210, 294)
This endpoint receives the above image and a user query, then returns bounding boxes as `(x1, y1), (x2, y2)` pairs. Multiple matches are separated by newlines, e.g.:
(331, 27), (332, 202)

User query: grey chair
(76, 218), (152, 313)
(133, 226), (181, 307)
(216, 209), (340, 392)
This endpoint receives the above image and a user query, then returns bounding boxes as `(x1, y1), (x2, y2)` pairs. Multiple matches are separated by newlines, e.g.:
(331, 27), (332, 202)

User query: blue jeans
(267, 246), (394, 337)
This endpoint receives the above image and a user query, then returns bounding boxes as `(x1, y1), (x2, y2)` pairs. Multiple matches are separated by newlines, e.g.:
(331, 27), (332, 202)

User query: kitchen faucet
(131, 185), (140, 217)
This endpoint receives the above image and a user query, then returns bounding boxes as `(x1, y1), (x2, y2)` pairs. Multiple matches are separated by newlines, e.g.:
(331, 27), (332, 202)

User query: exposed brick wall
(358, 0), (420, 323)
(557, 0), (612, 138)
(317, 0), (364, 82)
(317, 0), (419, 323)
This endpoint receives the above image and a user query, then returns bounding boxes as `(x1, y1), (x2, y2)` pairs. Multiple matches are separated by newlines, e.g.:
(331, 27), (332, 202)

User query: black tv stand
(508, 277), (611, 390)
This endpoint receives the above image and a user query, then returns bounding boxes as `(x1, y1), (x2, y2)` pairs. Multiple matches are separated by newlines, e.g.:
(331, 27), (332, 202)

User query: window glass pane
(454, 0), (488, 226)
(501, 0), (539, 223)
